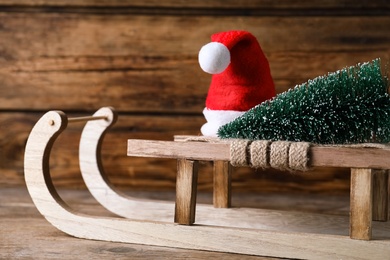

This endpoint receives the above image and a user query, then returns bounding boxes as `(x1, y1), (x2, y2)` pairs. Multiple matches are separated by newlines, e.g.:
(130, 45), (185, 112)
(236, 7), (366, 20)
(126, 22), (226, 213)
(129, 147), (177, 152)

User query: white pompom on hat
(198, 42), (230, 74)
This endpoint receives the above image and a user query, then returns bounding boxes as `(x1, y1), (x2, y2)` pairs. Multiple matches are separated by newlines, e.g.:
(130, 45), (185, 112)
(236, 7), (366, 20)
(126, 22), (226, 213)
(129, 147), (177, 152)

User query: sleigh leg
(175, 159), (199, 225)
(213, 161), (232, 208)
(372, 169), (389, 221)
(350, 168), (373, 240)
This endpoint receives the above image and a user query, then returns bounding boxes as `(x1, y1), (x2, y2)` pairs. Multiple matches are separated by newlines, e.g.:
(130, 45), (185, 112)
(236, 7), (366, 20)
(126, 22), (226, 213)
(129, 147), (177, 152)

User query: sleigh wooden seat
(24, 107), (390, 259)
(128, 136), (390, 241)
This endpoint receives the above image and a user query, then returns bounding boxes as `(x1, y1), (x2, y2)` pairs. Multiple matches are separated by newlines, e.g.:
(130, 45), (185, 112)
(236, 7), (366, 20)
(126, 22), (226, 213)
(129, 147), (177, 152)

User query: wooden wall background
(1, 1), (389, 194)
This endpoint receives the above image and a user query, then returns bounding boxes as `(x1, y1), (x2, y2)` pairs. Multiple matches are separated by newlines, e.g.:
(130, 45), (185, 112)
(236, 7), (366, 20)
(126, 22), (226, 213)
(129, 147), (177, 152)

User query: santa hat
(198, 30), (275, 136)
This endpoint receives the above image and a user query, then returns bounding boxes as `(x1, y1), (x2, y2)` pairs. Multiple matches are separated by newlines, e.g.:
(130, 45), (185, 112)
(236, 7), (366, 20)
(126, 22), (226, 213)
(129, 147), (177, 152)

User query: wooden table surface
(1, 185), (351, 259)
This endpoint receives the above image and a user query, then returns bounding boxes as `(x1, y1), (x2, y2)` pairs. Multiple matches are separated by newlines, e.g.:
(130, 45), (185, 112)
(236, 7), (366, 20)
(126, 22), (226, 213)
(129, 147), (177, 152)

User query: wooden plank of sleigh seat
(372, 170), (389, 222)
(128, 139), (390, 239)
(128, 139), (390, 169)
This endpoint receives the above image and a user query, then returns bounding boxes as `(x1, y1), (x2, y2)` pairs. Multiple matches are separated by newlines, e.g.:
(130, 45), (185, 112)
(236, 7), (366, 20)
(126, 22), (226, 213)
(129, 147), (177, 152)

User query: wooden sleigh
(24, 107), (390, 259)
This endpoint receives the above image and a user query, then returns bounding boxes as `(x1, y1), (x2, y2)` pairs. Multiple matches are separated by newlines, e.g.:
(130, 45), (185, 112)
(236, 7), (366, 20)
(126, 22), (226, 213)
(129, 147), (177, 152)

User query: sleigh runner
(24, 107), (390, 259)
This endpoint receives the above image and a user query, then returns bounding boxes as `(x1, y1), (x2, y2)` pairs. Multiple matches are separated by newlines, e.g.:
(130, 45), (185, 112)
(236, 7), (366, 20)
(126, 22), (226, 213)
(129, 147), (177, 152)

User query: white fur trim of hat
(200, 108), (244, 137)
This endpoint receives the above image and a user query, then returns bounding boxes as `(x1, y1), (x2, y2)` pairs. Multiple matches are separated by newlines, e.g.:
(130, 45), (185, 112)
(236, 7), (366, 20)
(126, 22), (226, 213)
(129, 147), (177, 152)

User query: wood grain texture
(0, 13), (389, 112)
(22, 110), (390, 259)
(1, 188), (289, 260)
(0, 0), (389, 12)
(175, 159), (198, 225)
(128, 139), (390, 169)
(0, 187), (359, 260)
(2, 1), (389, 193)
(350, 168), (373, 240)
(372, 170), (389, 221)
(213, 161), (232, 208)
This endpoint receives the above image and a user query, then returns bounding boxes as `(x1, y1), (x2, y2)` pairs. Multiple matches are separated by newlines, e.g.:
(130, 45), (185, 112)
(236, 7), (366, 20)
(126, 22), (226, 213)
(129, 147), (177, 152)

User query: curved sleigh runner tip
(78, 107), (177, 221)
(77, 107), (240, 223)
(25, 107), (390, 259)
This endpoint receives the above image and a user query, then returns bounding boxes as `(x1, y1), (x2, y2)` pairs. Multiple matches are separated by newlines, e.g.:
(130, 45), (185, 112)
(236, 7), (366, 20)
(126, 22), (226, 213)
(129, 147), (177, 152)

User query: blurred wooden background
(1, 0), (389, 194)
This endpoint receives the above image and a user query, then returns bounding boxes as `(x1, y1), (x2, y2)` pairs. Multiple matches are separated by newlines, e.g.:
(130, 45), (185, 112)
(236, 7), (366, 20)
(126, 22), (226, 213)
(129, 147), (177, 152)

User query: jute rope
(289, 142), (311, 171)
(250, 140), (270, 169)
(230, 140), (311, 171)
(230, 140), (251, 167)
(269, 141), (291, 170)
(184, 136), (390, 171)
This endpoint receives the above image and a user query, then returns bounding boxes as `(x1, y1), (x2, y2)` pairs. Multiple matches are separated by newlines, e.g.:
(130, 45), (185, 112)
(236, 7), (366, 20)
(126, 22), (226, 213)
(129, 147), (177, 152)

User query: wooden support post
(213, 161), (232, 208)
(372, 169), (389, 221)
(350, 168), (373, 240)
(175, 159), (199, 225)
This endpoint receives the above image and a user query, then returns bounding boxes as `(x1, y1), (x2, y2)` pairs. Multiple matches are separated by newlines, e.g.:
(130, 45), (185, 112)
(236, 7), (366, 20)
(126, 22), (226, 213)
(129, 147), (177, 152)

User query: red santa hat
(198, 30), (275, 136)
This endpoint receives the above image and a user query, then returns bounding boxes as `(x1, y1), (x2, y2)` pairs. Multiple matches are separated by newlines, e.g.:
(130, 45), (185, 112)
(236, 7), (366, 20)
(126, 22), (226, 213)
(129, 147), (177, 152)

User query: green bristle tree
(218, 59), (390, 144)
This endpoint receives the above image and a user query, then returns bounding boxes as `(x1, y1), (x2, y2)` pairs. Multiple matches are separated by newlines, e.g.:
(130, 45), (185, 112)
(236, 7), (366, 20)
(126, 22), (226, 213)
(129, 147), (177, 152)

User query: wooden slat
(0, 0), (389, 9)
(128, 139), (390, 170)
(310, 146), (390, 169)
(128, 140), (230, 161)
(0, 13), (388, 112)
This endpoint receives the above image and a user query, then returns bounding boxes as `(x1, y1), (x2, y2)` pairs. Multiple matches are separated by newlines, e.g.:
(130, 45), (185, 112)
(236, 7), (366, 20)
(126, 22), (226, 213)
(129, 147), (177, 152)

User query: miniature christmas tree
(218, 58), (390, 144)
